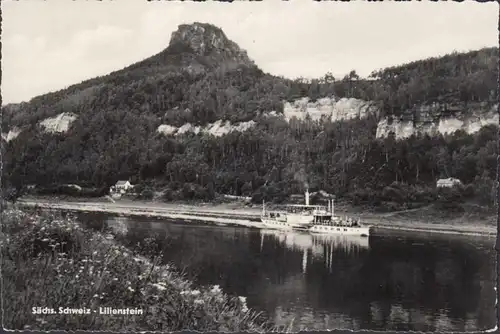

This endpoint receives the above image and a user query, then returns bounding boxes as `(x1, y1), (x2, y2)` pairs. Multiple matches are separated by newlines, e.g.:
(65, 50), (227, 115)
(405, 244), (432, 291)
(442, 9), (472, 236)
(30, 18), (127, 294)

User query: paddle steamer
(260, 189), (328, 230)
(260, 190), (370, 236)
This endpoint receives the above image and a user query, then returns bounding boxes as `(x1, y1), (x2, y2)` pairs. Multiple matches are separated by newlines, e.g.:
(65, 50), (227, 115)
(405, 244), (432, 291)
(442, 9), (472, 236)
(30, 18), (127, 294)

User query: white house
(436, 177), (462, 188)
(111, 180), (134, 194)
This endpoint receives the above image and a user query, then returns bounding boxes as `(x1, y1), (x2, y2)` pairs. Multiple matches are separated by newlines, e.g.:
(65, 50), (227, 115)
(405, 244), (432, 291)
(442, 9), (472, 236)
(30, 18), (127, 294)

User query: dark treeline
(1, 37), (497, 211)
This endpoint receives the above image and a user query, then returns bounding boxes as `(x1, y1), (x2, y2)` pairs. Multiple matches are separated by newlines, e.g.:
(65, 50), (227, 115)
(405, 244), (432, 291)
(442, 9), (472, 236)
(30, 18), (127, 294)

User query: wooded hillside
(2, 23), (497, 211)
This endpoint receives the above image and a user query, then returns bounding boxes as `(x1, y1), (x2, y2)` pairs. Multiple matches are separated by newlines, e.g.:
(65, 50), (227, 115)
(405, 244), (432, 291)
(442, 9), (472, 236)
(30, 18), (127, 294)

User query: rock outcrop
(282, 97), (379, 122)
(1, 127), (21, 142)
(166, 22), (255, 70)
(157, 120), (256, 137)
(277, 96), (497, 139)
(376, 102), (499, 139)
(39, 113), (77, 133)
(157, 124), (178, 136)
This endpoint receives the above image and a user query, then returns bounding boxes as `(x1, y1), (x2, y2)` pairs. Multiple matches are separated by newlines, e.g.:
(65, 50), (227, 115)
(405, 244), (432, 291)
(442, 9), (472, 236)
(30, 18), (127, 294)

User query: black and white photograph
(1, 0), (498, 332)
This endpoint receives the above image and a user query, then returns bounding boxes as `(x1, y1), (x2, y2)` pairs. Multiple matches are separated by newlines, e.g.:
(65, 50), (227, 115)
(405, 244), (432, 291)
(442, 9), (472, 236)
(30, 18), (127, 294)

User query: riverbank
(1, 209), (274, 331)
(17, 196), (497, 236)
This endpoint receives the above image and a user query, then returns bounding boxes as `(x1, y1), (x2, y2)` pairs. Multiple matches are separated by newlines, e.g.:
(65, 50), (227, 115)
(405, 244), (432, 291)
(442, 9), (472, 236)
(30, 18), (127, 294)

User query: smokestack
(302, 249), (308, 274)
(305, 188), (310, 206)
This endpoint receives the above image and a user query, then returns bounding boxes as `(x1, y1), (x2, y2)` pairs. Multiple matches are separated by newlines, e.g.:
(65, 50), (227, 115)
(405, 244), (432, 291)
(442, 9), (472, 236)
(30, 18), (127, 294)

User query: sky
(2, 0), (498, 104)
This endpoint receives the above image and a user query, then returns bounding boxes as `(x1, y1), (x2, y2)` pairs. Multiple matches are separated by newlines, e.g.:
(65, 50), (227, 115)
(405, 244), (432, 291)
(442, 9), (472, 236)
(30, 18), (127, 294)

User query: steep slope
(2, 23), (497, 212)
(2, 22), (259, 129)
(371, 47), (498, 139)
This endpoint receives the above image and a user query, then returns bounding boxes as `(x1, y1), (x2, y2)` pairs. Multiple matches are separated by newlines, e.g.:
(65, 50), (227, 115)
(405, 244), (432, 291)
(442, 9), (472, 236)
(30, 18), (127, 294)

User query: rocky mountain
(2, 22), (258, 130)
(169, 23), (254, 68)
(2, 23), (497, 211)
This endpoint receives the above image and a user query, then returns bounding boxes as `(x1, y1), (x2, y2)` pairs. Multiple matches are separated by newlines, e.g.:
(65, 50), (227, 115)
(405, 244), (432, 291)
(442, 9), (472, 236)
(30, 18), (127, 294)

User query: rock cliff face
(2, 113), (77, 139)
(276, 96), (497, 138)
(281, 97), (379, 122)
(376, 102), (499, 139)
(167, 22), (254, 69)
(156, 97), (378, 138)
(39, 113), (77, 133)
(4, 100), (497, 141)
(1, 127), (21, 142)
(157, 120), (256, 137)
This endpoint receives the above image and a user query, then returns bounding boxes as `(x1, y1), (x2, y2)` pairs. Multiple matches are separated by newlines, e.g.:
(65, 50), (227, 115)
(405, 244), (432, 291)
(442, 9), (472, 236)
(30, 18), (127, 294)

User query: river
(75, 212), (496, 332)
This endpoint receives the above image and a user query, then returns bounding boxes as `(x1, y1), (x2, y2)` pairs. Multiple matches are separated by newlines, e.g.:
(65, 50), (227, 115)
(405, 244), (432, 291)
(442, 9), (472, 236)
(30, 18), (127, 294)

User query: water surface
(76, 212), (497, 331)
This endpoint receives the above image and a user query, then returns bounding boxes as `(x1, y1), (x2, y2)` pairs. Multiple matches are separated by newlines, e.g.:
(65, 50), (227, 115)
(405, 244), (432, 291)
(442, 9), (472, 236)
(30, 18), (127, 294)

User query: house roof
(115, 180), (129, 186)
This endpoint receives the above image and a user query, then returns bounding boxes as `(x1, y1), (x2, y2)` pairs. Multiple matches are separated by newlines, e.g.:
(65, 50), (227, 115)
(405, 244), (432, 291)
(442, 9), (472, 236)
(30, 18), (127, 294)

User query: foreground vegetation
(1, 208), (274, 331)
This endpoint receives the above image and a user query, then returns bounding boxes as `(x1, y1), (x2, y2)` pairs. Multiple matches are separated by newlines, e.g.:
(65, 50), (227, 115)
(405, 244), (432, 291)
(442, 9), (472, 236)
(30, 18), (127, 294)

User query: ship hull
(308, 225), (370, 237)
(260, 218), (310, 230)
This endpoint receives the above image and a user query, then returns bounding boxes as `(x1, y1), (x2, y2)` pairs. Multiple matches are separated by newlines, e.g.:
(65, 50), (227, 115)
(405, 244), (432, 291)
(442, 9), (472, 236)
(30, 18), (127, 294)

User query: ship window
(337, 228), (340, 231)
(344, 228), (347, 231)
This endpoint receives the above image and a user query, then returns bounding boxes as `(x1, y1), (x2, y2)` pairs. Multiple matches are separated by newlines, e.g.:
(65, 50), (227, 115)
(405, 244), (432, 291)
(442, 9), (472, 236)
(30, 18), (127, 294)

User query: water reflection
(107, 216), (129, 236)
(259, 229), (370, 273)
(75, 212), (496, 332)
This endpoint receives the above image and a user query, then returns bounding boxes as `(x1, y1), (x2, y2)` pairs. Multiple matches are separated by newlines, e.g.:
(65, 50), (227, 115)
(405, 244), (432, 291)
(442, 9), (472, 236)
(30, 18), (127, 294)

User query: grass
(1, 208), (277, 332)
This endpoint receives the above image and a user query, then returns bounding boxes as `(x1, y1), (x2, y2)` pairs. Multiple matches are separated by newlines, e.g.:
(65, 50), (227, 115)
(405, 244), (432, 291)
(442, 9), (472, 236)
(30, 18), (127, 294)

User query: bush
(34, 185), (106, 198)
(251, 184), (287, 204)
(437, 185), (464, 203)
(434, 200), (466, 213)
(434, 185), (467, 212)
(473, 175), (496, 207)
(250, 190), (264, 204)
(133, 183), (146, 194)
(350, 188), (375, 206)
(381, 186), (405, 204)
(240, 182), (253, 196)
(1, 209), (273, 332)
(162, 188), (175, 202)
(411, 185), (437, 203)
(138, 188), (154, 200)
(462, 184), (475, 199)
(2, 211), (86, 261)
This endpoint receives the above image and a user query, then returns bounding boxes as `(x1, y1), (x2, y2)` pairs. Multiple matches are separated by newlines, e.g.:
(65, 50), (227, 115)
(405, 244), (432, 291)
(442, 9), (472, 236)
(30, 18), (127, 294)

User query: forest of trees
(1, 32), (497, 212)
